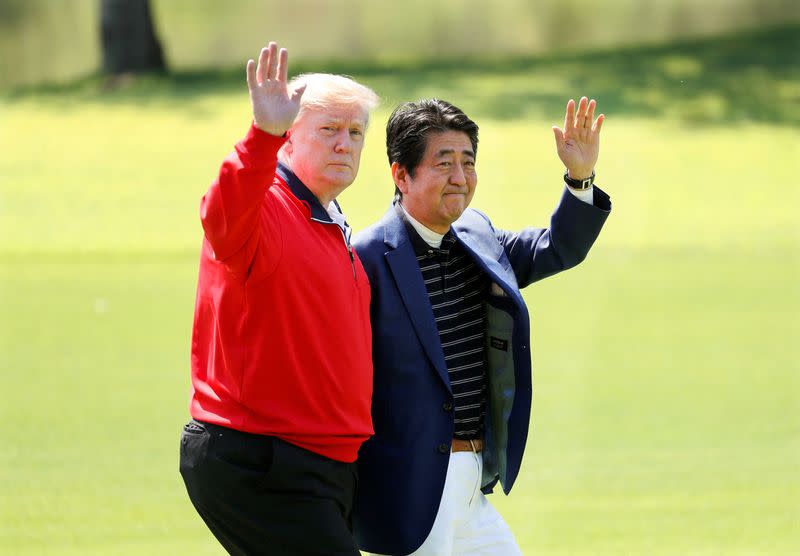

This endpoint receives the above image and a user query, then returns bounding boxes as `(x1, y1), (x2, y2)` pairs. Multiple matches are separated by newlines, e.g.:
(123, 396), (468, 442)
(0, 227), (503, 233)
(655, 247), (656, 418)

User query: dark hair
(386, 99), (479, 200)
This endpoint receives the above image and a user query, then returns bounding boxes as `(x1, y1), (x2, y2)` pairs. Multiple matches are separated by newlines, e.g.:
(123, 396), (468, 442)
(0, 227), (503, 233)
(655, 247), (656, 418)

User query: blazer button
(438, 443), (450, 454)
(442, 401), (453, 412)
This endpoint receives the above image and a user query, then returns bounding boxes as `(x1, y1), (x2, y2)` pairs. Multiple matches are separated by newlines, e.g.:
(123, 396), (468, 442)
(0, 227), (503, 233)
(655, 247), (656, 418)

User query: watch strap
(564, 170), (595, 190)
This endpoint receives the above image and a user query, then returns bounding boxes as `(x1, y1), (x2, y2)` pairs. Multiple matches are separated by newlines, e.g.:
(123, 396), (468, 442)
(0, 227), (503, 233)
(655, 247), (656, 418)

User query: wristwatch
(563, 170), (595, 190)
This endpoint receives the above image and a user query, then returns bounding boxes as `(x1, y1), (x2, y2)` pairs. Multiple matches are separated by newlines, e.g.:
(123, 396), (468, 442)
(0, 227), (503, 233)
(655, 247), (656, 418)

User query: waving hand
(552, 97), (604, 180)
(246, 42), (306, 137)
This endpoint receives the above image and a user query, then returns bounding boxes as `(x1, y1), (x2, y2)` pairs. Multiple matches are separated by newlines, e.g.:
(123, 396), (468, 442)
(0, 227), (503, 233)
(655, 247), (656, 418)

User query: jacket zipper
(347, 244), (356, 280)
(311, 217), (357, 282)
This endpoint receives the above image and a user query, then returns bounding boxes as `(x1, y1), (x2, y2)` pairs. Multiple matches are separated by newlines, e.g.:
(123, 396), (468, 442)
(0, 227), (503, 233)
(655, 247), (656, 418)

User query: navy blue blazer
(352, 187), (611, 555)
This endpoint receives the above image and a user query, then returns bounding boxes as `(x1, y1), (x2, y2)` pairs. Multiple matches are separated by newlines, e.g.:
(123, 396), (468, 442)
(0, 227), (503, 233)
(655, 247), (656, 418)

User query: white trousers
(367, 451), (522, 556)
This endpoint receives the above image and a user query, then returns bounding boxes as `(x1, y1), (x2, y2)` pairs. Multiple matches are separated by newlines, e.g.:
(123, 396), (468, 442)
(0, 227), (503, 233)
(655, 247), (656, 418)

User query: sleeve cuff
(561, 184), (612, 213)
(565, 184), (595, 205)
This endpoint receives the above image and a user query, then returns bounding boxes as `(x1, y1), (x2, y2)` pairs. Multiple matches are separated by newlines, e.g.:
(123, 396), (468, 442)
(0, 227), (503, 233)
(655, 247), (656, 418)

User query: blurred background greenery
(1, 0), (799, 88)
(1, 1), (799, 555)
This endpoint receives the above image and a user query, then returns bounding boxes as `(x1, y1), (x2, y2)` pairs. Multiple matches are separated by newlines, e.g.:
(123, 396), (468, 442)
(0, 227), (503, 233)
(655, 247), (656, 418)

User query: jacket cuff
(591, 185), (612, 212)
(561, 184), (611, 213)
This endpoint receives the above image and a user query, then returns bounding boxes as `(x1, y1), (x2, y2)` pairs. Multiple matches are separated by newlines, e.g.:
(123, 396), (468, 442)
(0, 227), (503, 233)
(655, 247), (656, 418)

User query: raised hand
(246, 42), (306, 136)
(552, 97), (604, 180)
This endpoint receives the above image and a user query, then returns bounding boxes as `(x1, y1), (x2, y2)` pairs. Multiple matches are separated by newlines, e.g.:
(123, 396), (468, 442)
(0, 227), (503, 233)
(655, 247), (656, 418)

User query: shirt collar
(394, 202), (456, 256)
(397, 203), (446, 248)
(326, 200), (352, 244)
(276, 162), (333, 223)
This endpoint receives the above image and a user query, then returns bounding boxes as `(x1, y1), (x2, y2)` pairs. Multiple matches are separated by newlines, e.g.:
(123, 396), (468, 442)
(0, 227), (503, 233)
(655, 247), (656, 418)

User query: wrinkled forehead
(422, 129), (475, 157)
(298, 103), (369, 127)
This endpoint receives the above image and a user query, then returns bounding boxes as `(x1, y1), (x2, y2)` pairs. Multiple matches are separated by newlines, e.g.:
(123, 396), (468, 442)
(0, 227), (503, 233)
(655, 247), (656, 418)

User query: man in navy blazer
(352, 98), (611, 555)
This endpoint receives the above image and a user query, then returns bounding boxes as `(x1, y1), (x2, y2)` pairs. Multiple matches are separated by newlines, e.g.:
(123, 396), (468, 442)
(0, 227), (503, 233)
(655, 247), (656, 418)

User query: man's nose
(334, 130), (352, 153)
(449, 164), (467, 186)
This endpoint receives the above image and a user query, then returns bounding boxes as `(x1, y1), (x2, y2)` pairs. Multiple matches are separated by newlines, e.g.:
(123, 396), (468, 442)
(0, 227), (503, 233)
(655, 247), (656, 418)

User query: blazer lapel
(383, 209), (452, 394)
(453, 220), (522, 301)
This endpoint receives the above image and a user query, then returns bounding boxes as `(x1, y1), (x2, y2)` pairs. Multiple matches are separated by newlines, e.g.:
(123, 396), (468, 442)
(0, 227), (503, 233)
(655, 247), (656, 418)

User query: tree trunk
(100, 0), (165, 74)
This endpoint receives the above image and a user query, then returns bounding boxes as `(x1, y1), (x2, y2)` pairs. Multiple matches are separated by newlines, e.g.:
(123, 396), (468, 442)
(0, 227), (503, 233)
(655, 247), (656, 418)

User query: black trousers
(179, 420), (360, 556)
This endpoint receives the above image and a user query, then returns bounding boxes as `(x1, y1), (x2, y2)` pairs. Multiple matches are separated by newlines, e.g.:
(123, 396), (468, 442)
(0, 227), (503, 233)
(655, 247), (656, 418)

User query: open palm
(552, 97), (604, 179)
(246, 42), (306, 137)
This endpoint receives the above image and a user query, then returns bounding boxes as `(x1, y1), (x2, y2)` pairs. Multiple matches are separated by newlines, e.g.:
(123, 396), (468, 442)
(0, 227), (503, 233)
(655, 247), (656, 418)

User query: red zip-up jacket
(189, 124), (374, 462)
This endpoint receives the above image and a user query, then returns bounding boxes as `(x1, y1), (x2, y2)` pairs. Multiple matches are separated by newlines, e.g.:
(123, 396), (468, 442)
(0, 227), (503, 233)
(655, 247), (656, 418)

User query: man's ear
(391, 162), (410, 195)
(283, 129), (293, 154)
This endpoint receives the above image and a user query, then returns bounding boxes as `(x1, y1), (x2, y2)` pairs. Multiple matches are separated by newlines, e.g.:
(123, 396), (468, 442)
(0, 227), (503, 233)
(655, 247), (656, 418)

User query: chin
(327, 176), (355, 191)
(329, 167), (354, 179)
(445, 201), (467, 217)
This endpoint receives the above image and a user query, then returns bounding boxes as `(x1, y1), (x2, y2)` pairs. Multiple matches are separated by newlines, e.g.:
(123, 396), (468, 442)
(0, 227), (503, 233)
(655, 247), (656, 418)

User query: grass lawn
(1, 27), (798, 555)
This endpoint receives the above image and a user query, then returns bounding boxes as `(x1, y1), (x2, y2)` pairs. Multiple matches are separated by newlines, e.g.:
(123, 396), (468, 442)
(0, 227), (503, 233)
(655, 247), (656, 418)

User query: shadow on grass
(5, 24), (799, 126)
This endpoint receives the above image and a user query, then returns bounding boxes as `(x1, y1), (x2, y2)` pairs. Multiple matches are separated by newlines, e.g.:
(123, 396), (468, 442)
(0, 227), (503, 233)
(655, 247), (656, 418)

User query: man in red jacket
(179, 42), (378, 556)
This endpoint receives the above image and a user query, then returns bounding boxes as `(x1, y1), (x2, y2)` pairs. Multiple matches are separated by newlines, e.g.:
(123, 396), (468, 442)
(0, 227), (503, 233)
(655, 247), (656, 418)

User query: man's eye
(350, 129), (363, 136)
(465, 160), (476, 167)
(439, 161), (451, 167)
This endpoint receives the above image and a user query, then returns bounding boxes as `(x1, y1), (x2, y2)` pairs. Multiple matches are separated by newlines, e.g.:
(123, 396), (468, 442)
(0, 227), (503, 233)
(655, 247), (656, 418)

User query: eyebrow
(322, 118), (365, 128)
(435, 148), (475, 158)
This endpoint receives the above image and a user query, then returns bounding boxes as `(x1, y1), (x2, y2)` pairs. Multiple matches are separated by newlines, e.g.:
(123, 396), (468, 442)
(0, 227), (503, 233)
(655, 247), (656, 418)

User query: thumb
(246, 59), (257, 92)
(552, 126), (564, 146)
(291, 83), (307, 102)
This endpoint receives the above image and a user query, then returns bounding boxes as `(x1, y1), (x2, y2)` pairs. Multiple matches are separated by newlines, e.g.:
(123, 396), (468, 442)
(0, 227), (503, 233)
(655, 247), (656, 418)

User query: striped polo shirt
(396, 203), (489, 440)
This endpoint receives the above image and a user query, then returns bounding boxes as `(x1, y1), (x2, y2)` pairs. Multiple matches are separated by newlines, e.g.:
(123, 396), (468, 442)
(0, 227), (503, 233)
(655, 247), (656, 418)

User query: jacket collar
(392, 202), (458, 257)
(276, 162), (334, 223)
(380, 206), (452, 393)
(384, 204), (521, 297)
(383, 204), (411, 249)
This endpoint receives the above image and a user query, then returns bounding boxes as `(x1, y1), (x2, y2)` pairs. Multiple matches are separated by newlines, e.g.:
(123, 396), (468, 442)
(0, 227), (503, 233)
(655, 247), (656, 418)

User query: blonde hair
(289, 73), (379, 125)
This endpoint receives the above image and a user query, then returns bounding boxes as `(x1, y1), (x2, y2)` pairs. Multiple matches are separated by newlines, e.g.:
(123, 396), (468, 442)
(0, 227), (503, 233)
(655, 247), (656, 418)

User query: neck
(400, 203), (449, 234)
(307, 185), (338, 207)
(279, 157), (338, 207)
(399, 203), (448, 247)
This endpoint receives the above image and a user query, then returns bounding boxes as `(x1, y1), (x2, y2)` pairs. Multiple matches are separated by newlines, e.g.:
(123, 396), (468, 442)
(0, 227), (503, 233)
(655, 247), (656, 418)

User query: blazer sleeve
(495, 186), (611, 289)
(199, 123), (286, 271)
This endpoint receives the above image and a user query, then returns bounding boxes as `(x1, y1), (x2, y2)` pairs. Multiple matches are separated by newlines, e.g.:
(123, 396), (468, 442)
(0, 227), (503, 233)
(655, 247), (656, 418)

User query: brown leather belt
(451, 438), (483, 453)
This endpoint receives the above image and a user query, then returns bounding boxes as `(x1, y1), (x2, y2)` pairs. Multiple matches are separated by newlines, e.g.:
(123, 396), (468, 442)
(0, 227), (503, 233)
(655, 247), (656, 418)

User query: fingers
(565, 97), (590, 130)
(246, 59), (256, 91)
(276, 48), (289, 83)
(565, 96), (602, 133)
(564, 99), (575, 132)
(585, 99), (596, 128)
(576, 96), (589, 129)
(593, 113), (605, 134)
(265, 42), (279, 82)
(256, 41), (281, 86)
(256, 46), (268, 85)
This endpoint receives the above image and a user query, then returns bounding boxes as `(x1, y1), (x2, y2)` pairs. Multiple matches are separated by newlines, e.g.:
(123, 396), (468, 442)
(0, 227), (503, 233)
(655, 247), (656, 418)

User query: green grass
(1, 27), (798, 555)
(497, 249), (799, 555)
